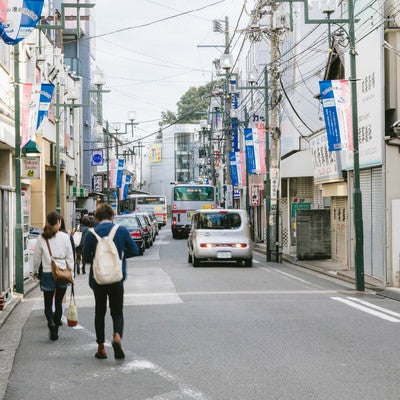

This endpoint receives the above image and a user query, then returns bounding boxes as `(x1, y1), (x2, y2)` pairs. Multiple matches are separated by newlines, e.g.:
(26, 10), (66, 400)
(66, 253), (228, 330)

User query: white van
(187, 209), (253, 267)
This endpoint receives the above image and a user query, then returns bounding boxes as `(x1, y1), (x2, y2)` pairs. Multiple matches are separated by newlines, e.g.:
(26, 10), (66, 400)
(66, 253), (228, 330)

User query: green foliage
(160, 81), (220, 125)
(177, 82), (214, 123)
(160, 110), (177, 126)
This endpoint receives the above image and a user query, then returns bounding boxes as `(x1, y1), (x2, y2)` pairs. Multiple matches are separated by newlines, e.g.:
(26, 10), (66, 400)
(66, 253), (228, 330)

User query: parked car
(114, 214), (145, 255)
(187, 209), (253, 267)
(147, 212), (159, 236)
(134, 213), (153, 248)
(135, 212), (157, 242)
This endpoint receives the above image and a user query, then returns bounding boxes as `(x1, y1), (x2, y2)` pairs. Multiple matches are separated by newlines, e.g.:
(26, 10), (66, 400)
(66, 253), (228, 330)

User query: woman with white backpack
(82, 203), (139, 360)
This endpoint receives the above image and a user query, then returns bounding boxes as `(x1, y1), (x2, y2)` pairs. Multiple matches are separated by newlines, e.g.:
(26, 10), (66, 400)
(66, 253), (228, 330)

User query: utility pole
(269, 1), (282, 262)
(222, 16), (233, 208)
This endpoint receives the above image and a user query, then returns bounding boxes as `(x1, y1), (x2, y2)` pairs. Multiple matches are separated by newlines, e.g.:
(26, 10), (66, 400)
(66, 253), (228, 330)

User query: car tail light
(130, 232), (142, 239)
(200, 243), (247, 248)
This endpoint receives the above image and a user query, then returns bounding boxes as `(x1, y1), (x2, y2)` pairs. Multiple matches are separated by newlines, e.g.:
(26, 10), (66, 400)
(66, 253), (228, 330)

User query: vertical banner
(213, 107), (222, 132)
(109, 159), (116, 189)
(248, 113), (266, 174)
(231, 117), (239, 153)
(229, 151), (238, 187)
(256, 122), (266, 174)
(236, 151), (246, 187)
(0, 0), (44, 45)
(36, 83), (54, 129)
(21, 83), (54, 146)
(271, 167), (280, 200)
(319, 79), (352, 152)
(116, 158), (124, 189)
(245, 128), (257, 174)
(123, 174), (131, 200)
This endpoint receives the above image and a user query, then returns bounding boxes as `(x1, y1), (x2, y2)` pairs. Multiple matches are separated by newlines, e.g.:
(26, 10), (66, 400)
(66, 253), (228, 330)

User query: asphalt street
(2, 227), (400, 399)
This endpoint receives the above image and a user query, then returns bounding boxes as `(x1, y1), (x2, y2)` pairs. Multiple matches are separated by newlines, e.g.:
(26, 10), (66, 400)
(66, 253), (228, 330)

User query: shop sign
(21, 156), (40, 179)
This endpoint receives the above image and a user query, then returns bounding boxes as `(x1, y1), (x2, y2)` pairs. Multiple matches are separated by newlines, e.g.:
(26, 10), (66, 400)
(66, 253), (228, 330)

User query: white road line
(122, 360), (210, 400)
(261, 266), (315, 286)
(331, 297), (400, 322)
(346, 296), (400, 318)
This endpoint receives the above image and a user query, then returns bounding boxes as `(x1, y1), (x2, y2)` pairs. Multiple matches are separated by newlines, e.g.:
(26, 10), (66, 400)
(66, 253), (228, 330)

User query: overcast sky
(93, 0), (249, 140)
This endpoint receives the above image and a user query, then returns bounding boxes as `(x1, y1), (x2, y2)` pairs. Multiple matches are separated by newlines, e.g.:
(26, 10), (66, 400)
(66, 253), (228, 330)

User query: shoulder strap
(89, 224), (119, 241)
(44, 238), (53, 257)
(108, 224), (119, 240)
(89, 227), (101, 241)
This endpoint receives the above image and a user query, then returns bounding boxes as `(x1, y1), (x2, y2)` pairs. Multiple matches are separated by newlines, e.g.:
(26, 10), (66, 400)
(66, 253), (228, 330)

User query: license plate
(217, 251), (232, 259)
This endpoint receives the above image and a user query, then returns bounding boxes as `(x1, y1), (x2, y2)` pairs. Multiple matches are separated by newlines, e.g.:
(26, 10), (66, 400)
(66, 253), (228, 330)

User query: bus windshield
(173, 186), (215, 202)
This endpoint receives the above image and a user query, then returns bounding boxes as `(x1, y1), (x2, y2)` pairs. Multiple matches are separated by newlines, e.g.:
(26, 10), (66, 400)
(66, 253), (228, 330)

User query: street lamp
(55, 82), (85, 214)
(234, 67), (272, 261)
(275, 0), (364, 290)
(14, 43), (24, 293)
(219, 52), (234, 208)
(92, 71), (111, 203)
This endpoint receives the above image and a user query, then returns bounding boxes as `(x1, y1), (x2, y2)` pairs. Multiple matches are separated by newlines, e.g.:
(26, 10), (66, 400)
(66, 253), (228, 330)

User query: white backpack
(89, 225), (122, 285)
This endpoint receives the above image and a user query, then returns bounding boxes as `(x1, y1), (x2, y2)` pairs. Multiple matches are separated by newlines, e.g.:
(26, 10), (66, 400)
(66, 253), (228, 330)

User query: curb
(0, 278), (39, 331)
(253, 244), (383, 291)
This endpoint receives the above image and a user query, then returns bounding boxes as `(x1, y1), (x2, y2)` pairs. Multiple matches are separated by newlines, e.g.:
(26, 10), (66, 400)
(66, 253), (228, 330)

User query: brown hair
(81, 215), (92, 227)
(42, 211), (61, 239)
(94, 203), (114, 222)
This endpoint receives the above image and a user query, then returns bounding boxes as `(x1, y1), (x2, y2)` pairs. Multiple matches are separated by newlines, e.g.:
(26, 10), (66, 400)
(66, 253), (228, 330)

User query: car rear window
(115, 217), (139, 229)
(196, 212), (241, 230)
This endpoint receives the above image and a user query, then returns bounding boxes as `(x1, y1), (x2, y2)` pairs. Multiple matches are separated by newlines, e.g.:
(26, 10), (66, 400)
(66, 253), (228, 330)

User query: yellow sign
(149, 145), (161, 162)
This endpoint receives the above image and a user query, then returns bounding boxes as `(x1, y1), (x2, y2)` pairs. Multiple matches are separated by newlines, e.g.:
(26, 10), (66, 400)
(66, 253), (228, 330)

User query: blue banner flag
(231, 117), (239, 153)
(116, 158), (125, 188)
(319, 80), (352, 152)
(229, 152), (238, 187)
(36, 83), (54, 129)
(244, 128), (257, 174)
(0, 0), (44, 45)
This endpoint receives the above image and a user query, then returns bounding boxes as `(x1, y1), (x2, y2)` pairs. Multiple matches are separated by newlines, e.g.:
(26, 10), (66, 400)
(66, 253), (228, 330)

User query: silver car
(187, 209), (253, 267)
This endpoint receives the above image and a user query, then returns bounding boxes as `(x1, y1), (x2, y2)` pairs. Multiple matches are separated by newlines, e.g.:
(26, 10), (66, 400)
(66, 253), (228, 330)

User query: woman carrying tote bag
(33, 211), (75, 341)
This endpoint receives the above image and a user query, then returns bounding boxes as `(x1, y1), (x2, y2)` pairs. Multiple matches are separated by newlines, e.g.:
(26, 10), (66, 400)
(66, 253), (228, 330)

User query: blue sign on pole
(92, 150), (104, 166)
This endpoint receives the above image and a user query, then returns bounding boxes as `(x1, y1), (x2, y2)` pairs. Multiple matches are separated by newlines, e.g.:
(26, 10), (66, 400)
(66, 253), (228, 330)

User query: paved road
(3, 227), (400, 399)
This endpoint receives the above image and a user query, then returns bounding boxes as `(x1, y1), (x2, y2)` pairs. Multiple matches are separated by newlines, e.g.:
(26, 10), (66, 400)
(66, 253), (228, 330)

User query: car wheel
(188, 252), (192, 263)
(193, 256), (201, 267)
(244, 258), (252, 267)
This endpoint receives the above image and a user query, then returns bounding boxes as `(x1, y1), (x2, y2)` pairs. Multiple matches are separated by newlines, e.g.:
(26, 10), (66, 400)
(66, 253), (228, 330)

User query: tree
(160, 82), (218, 125)
(177, 82), (214, 123)
(160, 110), (177, 126)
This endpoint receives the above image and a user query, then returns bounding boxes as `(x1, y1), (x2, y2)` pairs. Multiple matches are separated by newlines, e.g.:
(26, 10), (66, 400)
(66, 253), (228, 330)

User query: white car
(187, 209), (253, 267)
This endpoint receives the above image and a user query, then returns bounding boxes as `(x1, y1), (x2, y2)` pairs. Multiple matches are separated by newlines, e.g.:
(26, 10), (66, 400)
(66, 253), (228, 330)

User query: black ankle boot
(48, 323), (59, 341)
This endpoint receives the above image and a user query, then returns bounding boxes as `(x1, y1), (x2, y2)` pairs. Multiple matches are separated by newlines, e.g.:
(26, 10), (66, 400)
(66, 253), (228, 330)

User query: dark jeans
(43, 287), (67, 327)
(92, 283), (124, 344)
